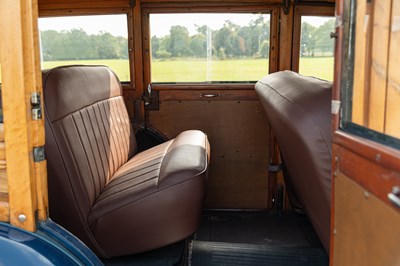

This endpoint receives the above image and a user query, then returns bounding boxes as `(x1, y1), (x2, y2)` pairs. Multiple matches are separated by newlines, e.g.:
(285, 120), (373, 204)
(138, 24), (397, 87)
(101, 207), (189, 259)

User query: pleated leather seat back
(43, 66), (137, 251)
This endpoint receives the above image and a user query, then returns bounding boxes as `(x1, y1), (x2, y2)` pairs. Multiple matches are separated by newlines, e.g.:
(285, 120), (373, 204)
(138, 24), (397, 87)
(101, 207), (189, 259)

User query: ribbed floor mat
(191, 241), (328, 266)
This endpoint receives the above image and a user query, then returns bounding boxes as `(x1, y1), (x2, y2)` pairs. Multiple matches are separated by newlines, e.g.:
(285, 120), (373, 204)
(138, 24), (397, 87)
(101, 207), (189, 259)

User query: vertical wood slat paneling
(0, 0), (47, 231)
(384, 1), (400, 138)
(0, 123), (9, 222)
(367, 0), (392, 131)
(351, 0), (400, 139)
(351, 0), (368, 125)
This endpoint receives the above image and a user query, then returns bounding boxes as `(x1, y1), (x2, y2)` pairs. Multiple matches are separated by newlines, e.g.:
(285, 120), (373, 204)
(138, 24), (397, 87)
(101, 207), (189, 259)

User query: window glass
(38, 14), (130, 81)
(299, 16), (335, 81)
(150, 13), (271, 83)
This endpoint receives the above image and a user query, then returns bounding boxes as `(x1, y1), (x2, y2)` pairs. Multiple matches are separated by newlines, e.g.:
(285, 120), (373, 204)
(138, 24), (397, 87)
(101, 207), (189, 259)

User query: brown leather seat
(255, 71), (332, 252)
(43, 65), (210, 258)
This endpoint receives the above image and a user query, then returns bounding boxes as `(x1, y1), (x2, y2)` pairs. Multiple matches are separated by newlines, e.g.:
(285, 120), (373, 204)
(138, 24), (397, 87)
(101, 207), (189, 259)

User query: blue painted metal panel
(0, 220), (103, 265)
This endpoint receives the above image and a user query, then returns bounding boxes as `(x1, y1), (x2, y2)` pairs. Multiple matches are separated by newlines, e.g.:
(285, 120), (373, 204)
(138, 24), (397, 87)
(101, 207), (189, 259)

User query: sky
(38, 14), (129, 37)
(38, 13), (333, 38)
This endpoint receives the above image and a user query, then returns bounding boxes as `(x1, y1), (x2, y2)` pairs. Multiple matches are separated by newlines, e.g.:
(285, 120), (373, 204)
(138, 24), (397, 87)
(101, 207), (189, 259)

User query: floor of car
(102, 210), (328, 266)
(190, 210), (328, 266)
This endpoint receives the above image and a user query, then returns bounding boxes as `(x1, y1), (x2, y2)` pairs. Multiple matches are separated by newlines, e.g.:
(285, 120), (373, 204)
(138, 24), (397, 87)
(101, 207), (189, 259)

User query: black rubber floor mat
(197, 211), (324, 248)
(102, 239), (187, 266)
(190, 241), (328, 266)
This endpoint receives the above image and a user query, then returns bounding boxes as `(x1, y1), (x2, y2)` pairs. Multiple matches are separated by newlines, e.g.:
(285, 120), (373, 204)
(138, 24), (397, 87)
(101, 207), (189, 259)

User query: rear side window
(149, 13), (271, 83)
(38, 14), (130, 81)
(298, 16), (335, 81)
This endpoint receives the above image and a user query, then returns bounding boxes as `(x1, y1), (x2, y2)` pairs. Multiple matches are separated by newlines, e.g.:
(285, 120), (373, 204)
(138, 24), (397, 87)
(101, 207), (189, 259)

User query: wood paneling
(367, 0), (392, 131)
(39, 0), (130, 10)
(333, 131), (400, 206)
(384, 0), (400, 138)
(0, 0), (48, 230)
(149, 100), (269, 209)
(278, 4), (293, 71)
(333, 173), (400, 266)
(158, 89), (258, 101)
(350, 0), (400, 138)
(0, 123), (7, 215)
(351, 0), (369, 126)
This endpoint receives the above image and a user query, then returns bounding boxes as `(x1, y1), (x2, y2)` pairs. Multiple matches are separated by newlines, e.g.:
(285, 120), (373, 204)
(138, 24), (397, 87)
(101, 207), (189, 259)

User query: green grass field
(40, 57), (334, 83)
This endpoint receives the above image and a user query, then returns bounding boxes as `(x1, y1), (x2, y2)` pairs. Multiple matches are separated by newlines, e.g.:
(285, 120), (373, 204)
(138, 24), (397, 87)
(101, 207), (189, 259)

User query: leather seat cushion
(88, 130), (209, 256)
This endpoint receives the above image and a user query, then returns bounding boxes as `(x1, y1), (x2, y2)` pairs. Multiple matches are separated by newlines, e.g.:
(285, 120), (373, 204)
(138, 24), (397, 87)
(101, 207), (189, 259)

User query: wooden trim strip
(153, 84), (256, 91)
(141, 2), (280, 9)
(333, 141), (400, 213)
(39, 8), (130, 16)
(158, 89), (259, 101)
(333, 130), (400, 173)
(0, 201), (10, 222)
(38, 0), (130, 10)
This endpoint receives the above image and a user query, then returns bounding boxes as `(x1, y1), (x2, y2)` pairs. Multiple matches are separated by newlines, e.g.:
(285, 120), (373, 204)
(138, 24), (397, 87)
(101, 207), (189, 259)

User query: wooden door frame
(0, 0), (48, 231)
(331, 0), (400, 263)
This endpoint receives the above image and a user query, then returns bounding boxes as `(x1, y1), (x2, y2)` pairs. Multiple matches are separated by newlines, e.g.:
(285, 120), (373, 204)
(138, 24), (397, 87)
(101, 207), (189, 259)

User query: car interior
(42, 65), (331, 265)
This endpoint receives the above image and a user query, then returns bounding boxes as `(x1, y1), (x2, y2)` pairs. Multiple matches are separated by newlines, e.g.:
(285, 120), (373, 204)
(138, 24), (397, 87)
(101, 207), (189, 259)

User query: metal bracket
(142, 84), (159, 110)
(331, 100), (341, 115)
(129, 0), (136, 7)
(31, 92), (42, 120)
(268, 163), (282, 172)
(33, 146), (46, 162)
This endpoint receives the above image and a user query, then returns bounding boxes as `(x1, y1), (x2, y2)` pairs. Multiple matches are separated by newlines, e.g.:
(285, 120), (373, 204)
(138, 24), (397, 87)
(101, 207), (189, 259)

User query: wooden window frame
(291, 5), (335, 73)
(141, 4), (280, 91)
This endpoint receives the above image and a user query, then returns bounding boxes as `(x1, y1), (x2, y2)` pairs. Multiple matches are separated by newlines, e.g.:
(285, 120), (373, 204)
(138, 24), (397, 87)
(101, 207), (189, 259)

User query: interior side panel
(149, 99), (269, 209)
(333, 172), (400, 265)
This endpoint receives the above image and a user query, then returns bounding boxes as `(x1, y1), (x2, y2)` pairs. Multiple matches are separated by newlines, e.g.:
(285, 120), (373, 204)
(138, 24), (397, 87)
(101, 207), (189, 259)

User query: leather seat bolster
(158, 130), (209, 189)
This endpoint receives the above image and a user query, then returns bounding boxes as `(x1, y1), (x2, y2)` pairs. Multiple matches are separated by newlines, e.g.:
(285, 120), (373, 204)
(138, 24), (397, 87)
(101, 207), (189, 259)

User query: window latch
(141, 84), (159, 110)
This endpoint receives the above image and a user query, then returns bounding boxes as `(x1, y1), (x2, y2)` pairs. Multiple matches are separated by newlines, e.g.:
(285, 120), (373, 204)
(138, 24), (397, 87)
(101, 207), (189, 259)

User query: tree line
(40, 17), (334, 61)
(151, 17), (270, 60)
(41, 29), (128, 61)
(300, 19), (335, 57)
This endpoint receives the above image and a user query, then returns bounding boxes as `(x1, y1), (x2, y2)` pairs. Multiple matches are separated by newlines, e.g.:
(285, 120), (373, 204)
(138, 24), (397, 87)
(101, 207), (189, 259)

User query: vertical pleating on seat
(52, 96), (134, 206)
(44, 66), (209, 258)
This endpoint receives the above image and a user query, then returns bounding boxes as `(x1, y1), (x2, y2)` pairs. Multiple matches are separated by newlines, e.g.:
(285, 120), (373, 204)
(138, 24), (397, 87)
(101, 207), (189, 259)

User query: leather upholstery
(255, 71), (332, 252)
(43, 66), (209, 257)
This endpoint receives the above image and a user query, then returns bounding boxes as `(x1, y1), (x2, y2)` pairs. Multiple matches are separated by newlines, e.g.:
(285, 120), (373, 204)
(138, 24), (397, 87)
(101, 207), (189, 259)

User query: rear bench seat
(43, 65), (210, 258)
(255, 71), (332, 252)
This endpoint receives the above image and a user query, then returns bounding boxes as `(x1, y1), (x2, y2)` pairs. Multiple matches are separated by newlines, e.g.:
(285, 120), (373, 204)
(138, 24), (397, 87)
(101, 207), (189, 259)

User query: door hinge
(33, 146), (46, 162)
(31, 92), (42, 120)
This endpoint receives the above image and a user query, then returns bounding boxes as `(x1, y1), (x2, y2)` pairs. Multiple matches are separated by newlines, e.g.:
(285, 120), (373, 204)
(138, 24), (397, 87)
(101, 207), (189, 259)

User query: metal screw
(365, 191), (370, 199)
(18, 214), (27, 223)
(333, 229), (337, 235)
(375, 153), (381, 162)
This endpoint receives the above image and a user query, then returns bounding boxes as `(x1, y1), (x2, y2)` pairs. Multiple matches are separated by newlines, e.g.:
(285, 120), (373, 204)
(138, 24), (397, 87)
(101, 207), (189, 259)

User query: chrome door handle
(201, 93), (220, 98)
(388, 186), (400, 208)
